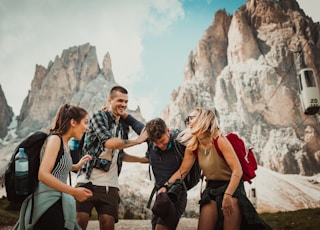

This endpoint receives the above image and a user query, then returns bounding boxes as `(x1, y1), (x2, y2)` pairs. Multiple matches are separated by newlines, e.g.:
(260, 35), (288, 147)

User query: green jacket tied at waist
(13, 182), (81, 230)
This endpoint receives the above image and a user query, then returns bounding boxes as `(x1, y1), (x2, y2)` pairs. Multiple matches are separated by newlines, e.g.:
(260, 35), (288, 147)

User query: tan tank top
(198, 145), (232, 181)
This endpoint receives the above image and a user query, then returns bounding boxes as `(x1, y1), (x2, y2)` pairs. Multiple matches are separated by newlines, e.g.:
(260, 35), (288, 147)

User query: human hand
(121, 112), (128, 119)
(73, 187), (93, 202)
(78, 154), (92, 167)
(136, 128), (148, 144)
(221, 193), (234, 216)
(101, 106), (108, 112)
(158, 186), (167, 194)
(140, 157), (149, 163)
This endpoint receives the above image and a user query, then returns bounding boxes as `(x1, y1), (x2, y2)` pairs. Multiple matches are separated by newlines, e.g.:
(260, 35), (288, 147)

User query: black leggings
(34, 198), (66, 230)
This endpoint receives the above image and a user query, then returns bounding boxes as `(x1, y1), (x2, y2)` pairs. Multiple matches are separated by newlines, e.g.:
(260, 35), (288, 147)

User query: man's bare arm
(104, 128), (148, 149)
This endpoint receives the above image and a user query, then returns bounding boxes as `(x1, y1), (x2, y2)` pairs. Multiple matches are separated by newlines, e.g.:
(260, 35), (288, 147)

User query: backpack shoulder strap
(145, 141), (154, 180)
(147, 185), (158, 209)
(30, 134), (65, 224)
(214, 133), (242, 159)
(213, 135), (224, 158)
(173, 139), (184, 158)
(47, 134), (64, 168)
(171, 129), (186, 159)
(193, 149), (199, 158)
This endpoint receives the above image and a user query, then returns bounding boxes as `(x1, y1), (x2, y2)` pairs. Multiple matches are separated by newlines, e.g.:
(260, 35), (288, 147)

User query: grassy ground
(1, 198), (319, 229)
(259, 208), (320, 230)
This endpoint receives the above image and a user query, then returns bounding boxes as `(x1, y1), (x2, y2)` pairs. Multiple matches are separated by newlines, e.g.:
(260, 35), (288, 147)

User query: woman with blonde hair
(168, 108), (271, 230)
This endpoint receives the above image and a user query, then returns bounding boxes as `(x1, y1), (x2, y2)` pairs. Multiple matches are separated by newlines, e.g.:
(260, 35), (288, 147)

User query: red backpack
(213, 133), (257, 184)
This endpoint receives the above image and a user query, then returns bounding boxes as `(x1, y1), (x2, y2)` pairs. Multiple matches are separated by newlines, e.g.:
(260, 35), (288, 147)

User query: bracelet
(224, 192), (233, 197)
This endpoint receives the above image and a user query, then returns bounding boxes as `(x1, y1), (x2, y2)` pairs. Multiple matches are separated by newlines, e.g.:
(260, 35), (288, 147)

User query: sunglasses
(184, 115), (196, 125)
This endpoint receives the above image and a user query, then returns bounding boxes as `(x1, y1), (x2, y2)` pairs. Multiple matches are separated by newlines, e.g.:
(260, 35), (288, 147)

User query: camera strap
(147, 185), (157, 209)
(110, 122), (122, 158)
(115, 122), (121, 138)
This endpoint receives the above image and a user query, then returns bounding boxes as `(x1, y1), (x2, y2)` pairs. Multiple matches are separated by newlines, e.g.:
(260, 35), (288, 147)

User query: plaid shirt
(83, 110), (117, 179)
(82, 110), (144, 179)
(84, 110), (119, 156)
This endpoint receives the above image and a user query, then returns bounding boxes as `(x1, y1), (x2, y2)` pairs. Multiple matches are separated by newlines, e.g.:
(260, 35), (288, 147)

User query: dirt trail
(87, 218), (198, 229)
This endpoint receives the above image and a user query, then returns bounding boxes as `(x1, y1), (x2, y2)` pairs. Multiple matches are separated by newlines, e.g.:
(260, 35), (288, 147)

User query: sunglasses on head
(184, 115), (196, 125)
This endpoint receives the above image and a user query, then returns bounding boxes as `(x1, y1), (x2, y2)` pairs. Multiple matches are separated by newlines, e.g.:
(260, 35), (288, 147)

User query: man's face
(153, 128), (170, 151)
(108, 91), (128, 117)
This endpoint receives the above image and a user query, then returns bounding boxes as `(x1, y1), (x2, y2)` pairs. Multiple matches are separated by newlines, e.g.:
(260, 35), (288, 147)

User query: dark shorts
(76, 183), (120, 223)
(151, 190), (187, 230)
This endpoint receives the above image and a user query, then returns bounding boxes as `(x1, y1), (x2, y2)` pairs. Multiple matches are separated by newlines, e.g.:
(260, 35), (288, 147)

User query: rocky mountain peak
(163, 0), (320, 176)
(0, 85), (13, 139)
(102, 52), (115, 82)
(16, 43), (130, 137)
(5, 0), (320, 177)
(228, 9), (261, 64)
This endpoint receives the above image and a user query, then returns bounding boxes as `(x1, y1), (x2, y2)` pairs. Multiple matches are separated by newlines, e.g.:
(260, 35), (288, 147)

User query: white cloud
(143, 0), (184, 34)
(0, 0), (183, 118)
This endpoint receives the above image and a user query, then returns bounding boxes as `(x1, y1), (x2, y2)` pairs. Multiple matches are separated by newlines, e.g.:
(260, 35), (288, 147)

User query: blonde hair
(178, 108), (220, 152)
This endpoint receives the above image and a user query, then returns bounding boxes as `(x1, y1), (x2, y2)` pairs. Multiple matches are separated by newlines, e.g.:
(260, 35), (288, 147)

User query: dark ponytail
(50, 104), (87, 135)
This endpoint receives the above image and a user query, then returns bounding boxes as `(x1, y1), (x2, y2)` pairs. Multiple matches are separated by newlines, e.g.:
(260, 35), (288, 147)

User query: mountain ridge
(161, 0), (320, 176)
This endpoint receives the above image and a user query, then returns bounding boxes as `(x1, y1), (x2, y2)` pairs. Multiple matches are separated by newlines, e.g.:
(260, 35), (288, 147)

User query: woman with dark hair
(14, 104), (93, 230)
(168, 108), (271, 230)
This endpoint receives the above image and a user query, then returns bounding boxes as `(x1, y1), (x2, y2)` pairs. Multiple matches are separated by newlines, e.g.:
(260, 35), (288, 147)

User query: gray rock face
(17, 43), (95, 135)
(0, 85), (14, 139)
(162, 0), (320, 175)
(16, 43), (142, 137)
(11, 0), (320, 176)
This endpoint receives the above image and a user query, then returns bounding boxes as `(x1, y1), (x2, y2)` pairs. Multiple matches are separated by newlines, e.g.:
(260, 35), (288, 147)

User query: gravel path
(0, 218), (198, 230)
(87, 218), (198, 229)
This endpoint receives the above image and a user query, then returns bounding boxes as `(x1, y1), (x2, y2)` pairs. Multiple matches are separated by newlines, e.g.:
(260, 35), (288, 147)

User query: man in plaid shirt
(76, 85), (148, 230)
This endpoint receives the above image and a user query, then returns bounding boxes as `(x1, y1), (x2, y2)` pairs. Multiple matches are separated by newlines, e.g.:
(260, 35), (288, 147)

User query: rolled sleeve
(123, 114), (145, 134)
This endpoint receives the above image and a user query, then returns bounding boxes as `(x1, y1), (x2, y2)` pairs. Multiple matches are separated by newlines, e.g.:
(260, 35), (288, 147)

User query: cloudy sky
(0, 0), (318, 120)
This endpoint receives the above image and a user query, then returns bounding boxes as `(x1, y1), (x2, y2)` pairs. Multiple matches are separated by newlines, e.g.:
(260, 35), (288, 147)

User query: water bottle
(15, 148), (29, 195)
(68, 137), (79, 151)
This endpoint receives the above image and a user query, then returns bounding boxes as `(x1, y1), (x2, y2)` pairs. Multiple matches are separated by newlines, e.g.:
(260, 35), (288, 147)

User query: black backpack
(4, 131), (64, 207)
(171, 131), (202, 190)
